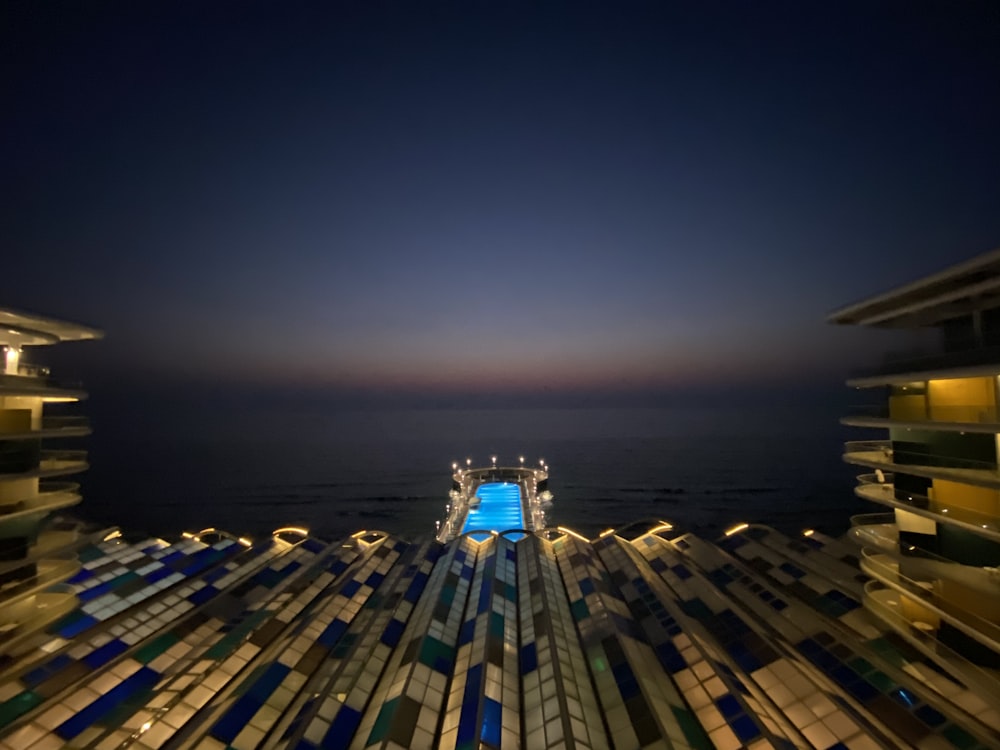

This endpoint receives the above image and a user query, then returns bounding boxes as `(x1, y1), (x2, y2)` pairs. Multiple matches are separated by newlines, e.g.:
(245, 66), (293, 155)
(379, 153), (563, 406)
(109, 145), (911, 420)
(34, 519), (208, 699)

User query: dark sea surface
(81, 402), (869, 544)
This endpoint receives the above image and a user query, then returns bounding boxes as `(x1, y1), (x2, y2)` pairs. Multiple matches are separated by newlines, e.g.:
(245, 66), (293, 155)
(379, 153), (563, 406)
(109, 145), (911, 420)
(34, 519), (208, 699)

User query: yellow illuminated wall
(0, 407), (35, 506)
(930, 479), (1000, 523)
(888, 394), (926, 421)
(938, 578), (1000, 624)
(927, 377), (996, 423)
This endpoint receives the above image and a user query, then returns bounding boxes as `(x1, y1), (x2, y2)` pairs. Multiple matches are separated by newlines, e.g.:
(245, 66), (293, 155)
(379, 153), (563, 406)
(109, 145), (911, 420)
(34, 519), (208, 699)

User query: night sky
(5, 2), (1000, 406)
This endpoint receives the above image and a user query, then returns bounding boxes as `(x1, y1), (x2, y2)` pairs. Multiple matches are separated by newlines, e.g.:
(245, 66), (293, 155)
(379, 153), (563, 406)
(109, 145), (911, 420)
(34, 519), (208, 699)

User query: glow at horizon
(4, 4), (999, 399)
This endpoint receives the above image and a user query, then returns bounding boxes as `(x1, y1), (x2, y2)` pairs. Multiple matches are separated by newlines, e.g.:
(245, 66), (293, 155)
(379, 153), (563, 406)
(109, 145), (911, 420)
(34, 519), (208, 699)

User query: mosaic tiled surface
(0, 523), (997, 750)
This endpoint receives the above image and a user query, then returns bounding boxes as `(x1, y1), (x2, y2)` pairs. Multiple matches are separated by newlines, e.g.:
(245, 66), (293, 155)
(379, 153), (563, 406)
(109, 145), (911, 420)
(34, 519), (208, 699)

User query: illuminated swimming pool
(462, 482), (524, 541)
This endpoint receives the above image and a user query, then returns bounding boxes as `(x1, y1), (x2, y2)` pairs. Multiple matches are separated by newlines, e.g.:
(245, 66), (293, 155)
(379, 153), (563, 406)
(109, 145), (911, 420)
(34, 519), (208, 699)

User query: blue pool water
(462, 482), (524, 541)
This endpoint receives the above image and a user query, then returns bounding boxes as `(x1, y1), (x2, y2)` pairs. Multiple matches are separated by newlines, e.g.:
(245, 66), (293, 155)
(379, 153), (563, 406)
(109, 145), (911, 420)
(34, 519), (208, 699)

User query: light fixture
(274, 526), (311, 537)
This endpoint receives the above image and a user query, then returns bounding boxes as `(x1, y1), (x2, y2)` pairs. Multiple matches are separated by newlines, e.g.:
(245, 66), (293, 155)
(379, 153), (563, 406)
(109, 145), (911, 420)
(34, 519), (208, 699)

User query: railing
(0, 560), (80, 603)
(848, 339), (1000, 380)
(844, 440), (892, 456)
(853, 477), (1000, 535)
(844, 442), (1000, 473)
(863, 581), (999, 683)
(37, 450), (88, 474)
(0, 367), (82, 391)
(850, 511), (897, 528)
(856, 472), (895, 486)
(860, 548), (1000, 649)
(40, 416), (89, 431)
(851, 517), (1000, 593)
(846, 403), (1000, 424)
(0, 417), (90, 443)
(0, 481), (80, 509)
(40, 449), (86, 462)
(0, 587), (77, 648)
(16, 363), (50, 378)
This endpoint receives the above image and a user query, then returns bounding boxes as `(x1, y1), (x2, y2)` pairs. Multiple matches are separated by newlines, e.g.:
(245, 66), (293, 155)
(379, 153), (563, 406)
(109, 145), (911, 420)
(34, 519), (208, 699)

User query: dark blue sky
(4, 2), (1000, 403)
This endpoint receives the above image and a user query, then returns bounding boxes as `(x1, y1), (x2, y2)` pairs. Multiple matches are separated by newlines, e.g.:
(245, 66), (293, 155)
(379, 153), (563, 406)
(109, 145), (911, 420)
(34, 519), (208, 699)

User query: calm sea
(80, 403), (868, 543)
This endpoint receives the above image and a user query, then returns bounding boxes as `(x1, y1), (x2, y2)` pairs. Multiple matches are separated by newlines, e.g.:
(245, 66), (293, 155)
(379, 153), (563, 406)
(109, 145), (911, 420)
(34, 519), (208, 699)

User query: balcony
(0, 559), (81, 606)
(0, 520), (106, 585)
(862, 582), (1000, 696)
(850, 513), (1000, 593)
(859, 549), (1000, 654)
(0, 416), (91, 441)
(843, 404), (1000, 433)
(0, 365), (85, 398)
(852, 474), (1000, 541)
(847, 339), (1000, 384)
(0, 586), (78, 656)
(844, 441), (1000, 491)
(0, 482), (82, 523)
(0, 450), (88, 481)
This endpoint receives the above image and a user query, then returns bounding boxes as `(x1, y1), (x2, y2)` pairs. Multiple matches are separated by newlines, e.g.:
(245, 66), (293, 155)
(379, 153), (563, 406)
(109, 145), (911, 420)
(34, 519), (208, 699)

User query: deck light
(238, 537), (252, 547)
(725, 523), (749, 536)
(103, 530), (122, 542)
(803, 529), (815, 537)
(274, 526), (310, 537)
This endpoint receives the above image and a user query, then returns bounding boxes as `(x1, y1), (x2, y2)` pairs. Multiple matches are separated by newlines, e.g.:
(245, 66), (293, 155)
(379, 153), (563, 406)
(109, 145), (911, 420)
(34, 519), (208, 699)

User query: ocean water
(81, 403), (867, 543)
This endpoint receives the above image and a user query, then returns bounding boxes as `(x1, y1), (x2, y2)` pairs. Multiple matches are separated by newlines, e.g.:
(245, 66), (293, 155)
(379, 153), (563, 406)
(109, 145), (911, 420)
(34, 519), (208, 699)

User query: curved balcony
(853, 474), (1000, 542)
(0, 585), (78, 656)
(859, 548), (1000, 653)
(851, 513), (1000, 594)
(0, 520), (99, 583)
(0, 558), (81, 606)
(0, 450), (88, 481)
(846, 336), (1000, 384)
(0, 371), (86, 400)
(0, 482), (82, 525)
(862, 581), (1000, 697)
(843, 404), (1000, 433)
(0, 416), (91, 441)
(27, 526), (84, 558)
(844, 441), (1000, 491)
